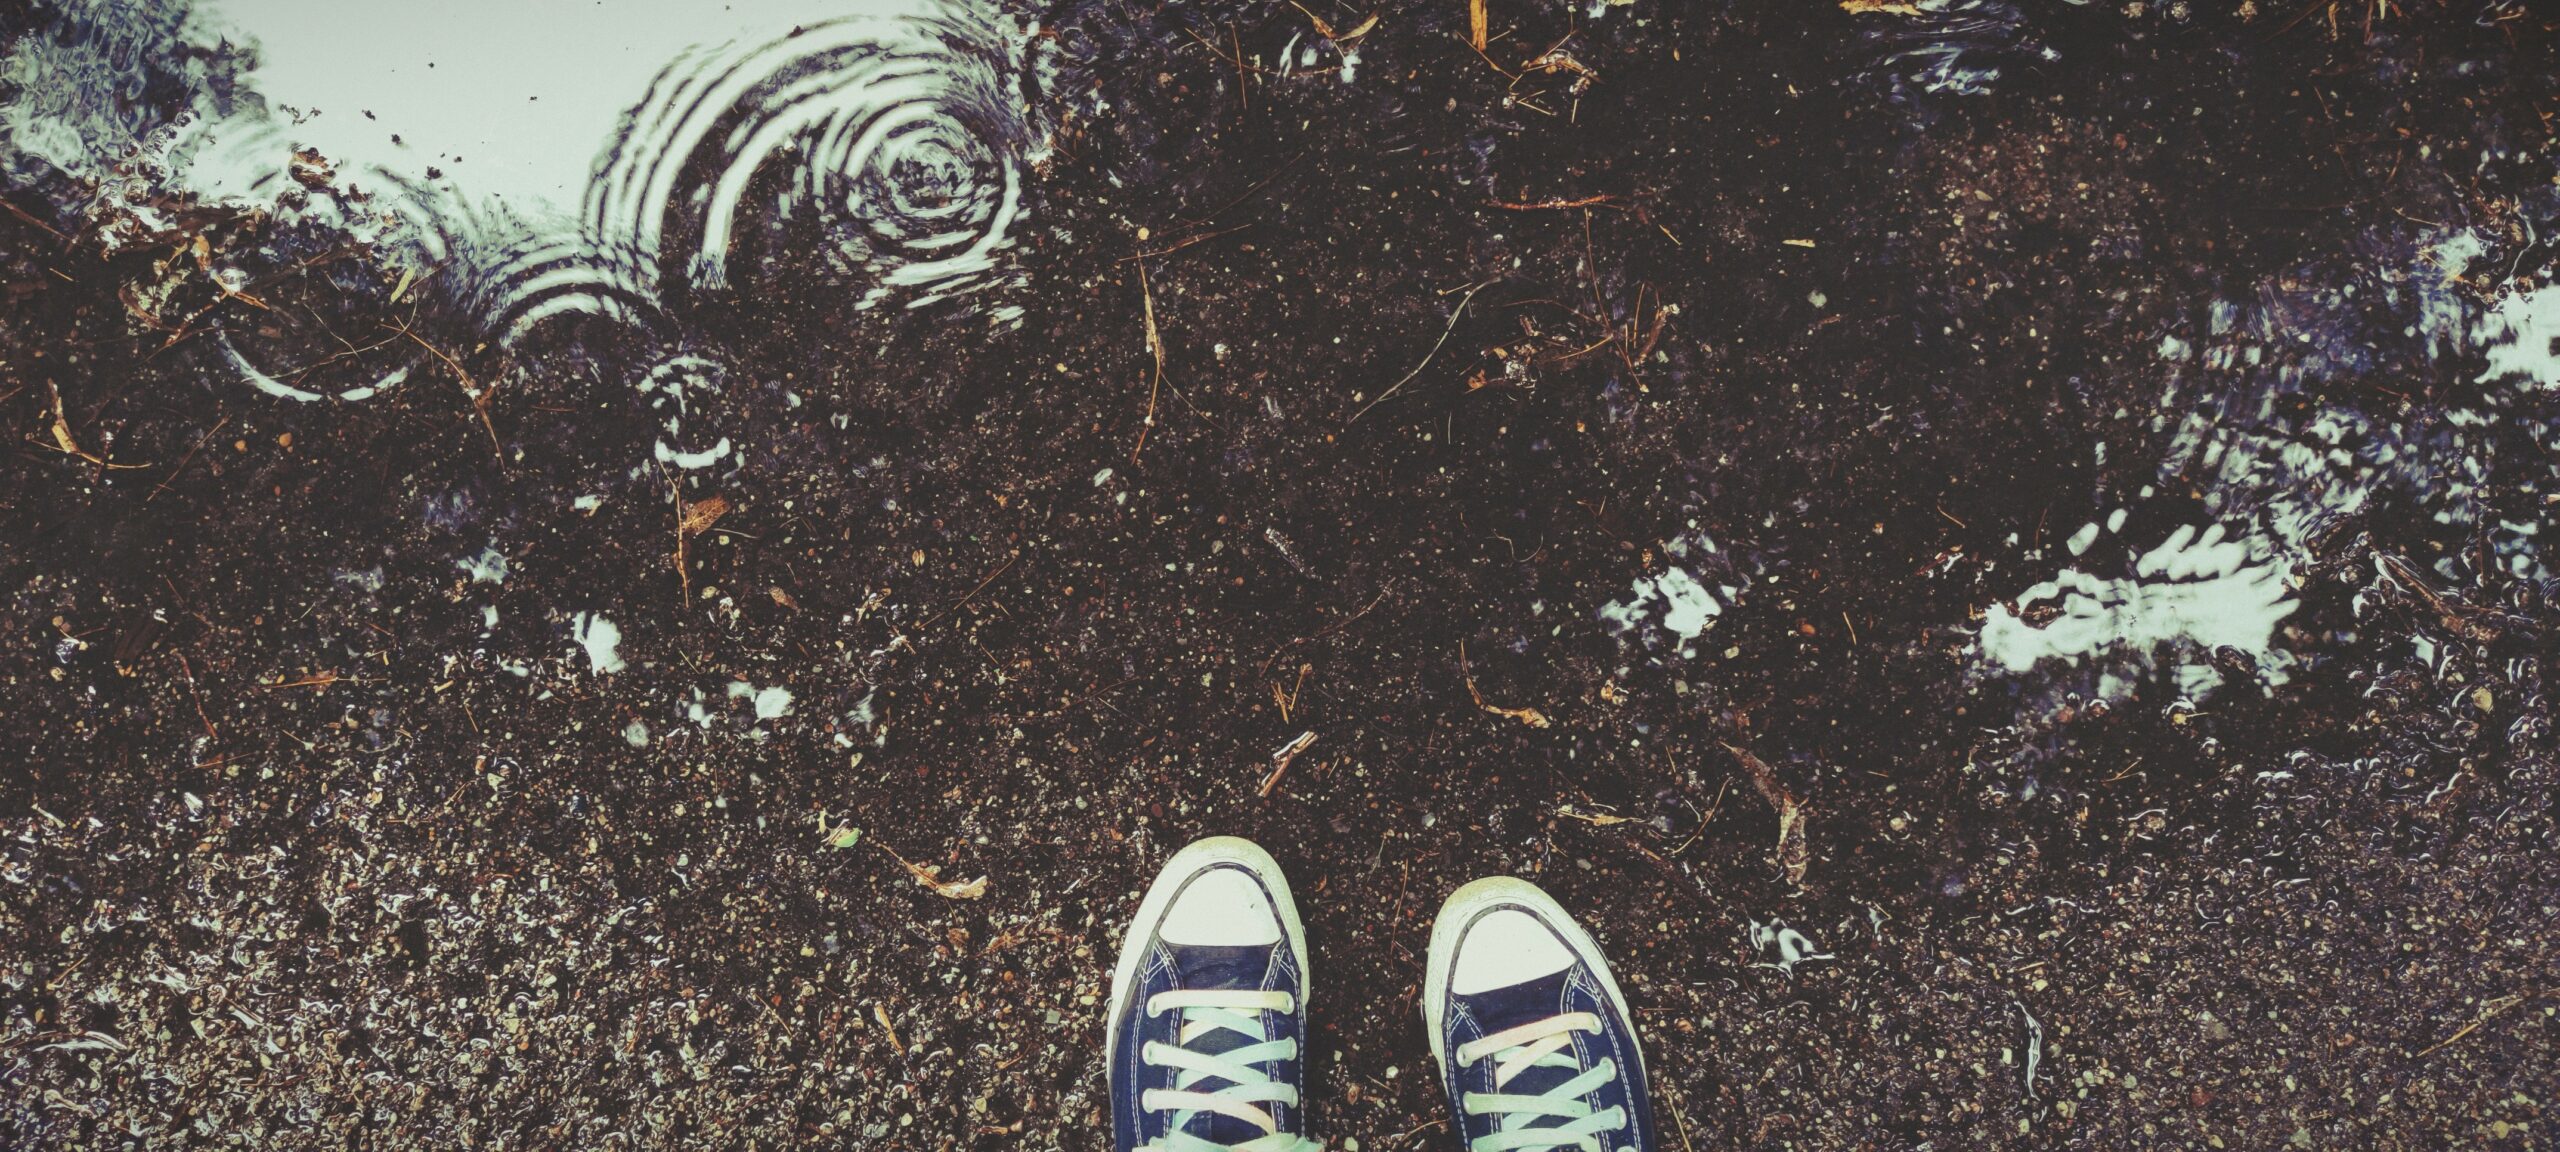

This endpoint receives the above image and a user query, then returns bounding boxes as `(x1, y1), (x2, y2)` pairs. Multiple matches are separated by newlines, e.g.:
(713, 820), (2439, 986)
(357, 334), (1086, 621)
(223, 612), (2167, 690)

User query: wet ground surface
(3, 0), (2558, 1148)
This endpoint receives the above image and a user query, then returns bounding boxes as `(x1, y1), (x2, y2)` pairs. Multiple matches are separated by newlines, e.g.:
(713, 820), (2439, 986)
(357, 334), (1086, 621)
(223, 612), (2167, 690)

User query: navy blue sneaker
(1108, 837), (1319, 1152)
(1424, 878), (1657, 1152)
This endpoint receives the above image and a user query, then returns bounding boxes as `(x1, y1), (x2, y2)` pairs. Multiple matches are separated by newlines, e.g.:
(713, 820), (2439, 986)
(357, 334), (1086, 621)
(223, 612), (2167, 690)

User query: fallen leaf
(1840, 0), (1922, 12)
(1726, 742), (1809, 886)
(885, 845), (988, 899)
(288, 147), (336, 189)
(1556, 805), (1631, 826)
(1486, 703), (1552, 728)
(678, 495), (730, 537)
(873, 1003), (906, 1055)
(1289, 0), (1336, 39)
(920, 871), (988, 900)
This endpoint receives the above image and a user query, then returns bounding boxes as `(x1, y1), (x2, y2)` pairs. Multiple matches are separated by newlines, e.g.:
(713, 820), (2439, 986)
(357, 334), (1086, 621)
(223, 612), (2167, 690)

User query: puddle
(4, 0), (1039, 432)
(1979, 524), (2300, 700)
(1859, 0), (2053, 102)
(2478, 282), (2560, 390)
(569, 612), (624, 675)
(1599, 528), (1745, 662)
(1975, 228), (2558, 701)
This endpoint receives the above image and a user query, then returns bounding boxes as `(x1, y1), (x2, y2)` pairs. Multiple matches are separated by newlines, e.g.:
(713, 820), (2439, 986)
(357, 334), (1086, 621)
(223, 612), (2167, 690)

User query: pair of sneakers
(1107, 837), (1658, 1152)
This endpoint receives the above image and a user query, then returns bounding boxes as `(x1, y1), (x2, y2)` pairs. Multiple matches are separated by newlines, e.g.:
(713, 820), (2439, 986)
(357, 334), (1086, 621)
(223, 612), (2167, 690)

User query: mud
(1, 1), (2555, 1149)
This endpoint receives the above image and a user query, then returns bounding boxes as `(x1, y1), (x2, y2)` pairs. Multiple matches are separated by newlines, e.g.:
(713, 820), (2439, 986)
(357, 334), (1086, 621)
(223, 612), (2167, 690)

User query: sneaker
(1107, 836), (1319, 1152)
(1423, 878), (1657, 1152)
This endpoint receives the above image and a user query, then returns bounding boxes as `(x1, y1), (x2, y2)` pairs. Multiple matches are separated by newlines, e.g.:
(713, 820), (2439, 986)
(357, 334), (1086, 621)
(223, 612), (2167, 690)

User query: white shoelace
(1454, 1012), (1630, 1152)
(1138, 989), (1319, 1152)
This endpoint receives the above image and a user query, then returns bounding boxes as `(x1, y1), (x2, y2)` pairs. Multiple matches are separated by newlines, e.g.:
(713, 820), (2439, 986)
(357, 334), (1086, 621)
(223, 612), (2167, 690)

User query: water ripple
(582, 7), (1030, 322)
(2, 0), (1037, 413)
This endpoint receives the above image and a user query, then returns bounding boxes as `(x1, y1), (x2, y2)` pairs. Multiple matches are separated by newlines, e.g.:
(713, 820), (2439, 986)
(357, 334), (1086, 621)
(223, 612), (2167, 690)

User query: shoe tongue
(1164, 943), (1288, 1147)
(1460, 969), (1593, 1141)
(1171, 942), (1277, 991)
(1462, 967), (1572, 1033)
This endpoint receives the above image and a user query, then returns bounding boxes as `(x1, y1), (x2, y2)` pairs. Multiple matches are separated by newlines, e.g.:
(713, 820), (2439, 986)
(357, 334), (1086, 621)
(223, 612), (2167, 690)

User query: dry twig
(1132, 264), (1166, 462)
(1459, 641), (1552, 728)
(1261, 731), (1318, 797)
(389, 322), (501, 461)
(1349, 279), (1493, 424)
(32, 382), (150, 469)
(2413, 992), (2535, 1058)
(147, 415), (230, 502)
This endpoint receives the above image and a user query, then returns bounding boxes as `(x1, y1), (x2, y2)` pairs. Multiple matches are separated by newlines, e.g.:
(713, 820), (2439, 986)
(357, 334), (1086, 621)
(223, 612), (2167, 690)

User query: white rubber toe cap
(1159, 866), (1283, 947)
(1449, 907), (1577, 994)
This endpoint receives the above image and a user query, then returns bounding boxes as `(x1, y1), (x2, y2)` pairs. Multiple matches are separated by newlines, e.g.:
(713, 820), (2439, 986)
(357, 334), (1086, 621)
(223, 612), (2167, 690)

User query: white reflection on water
(1978, 230), (2557, 700)
(1979, 524), (2300, 701)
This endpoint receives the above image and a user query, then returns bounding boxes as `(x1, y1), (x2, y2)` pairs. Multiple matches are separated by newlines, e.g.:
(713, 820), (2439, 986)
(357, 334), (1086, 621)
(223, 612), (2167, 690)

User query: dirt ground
(3, 1), (2556, 1149)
